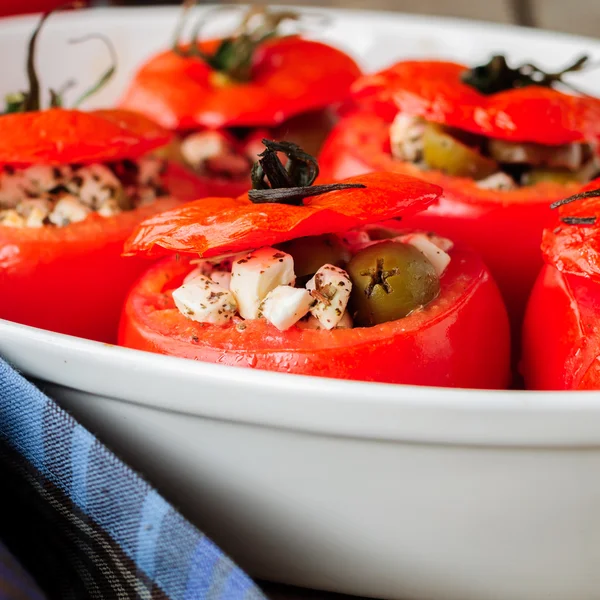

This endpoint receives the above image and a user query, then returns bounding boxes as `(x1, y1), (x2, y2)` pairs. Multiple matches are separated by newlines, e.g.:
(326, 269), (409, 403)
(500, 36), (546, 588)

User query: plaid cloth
(0, 358), (269, 600)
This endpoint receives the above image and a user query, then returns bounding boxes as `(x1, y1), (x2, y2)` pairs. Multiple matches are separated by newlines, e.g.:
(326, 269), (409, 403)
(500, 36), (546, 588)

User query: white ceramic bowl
(3, 7), (600, 600)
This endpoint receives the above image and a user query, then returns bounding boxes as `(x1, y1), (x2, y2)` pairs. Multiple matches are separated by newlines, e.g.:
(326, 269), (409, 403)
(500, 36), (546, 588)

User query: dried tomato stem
(69, 34), (118, 107)
(249, 183), (366, 205)
(550, 188), (600, 209)
(172, 4), (305, 82)
(561, 216), (597, 225)
(462, 54), (593, 95)
(15, 1), (83, 112)
(249, 139), (366, 205)
(551, 188), (600, 226)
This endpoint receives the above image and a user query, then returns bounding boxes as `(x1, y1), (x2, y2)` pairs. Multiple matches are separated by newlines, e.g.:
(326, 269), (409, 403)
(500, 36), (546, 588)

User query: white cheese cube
(259, 285), (314, 331)
(390, 114), (425, 162)
(19, 199), (51, 228)
(297, 311), (353, 330)
(184, 262), (213, 284)
(231, 247), (295, 320)
(0, 169), (30, 207)
(97, 197), (123, 218)
(68, 164), (122, 209)
(48, 195), (91, 226)
(339, 230), (371, 250)
(172, 275), (237, 326)
(137, 156), (165, 186)
(306, 265), (352, 330)
(181, 131), (230, 169)
(24, 164), (71, 194)
(210, 271), (232, 290)
(401, 233), (451, 277)
(476, 172), (517, 191)
(0, 209), (25, 228)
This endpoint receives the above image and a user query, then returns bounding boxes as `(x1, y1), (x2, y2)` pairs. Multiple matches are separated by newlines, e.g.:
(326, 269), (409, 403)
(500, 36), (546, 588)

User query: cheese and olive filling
(0, 157), (167, 228)
(390, 114), (600, 190)
(174, 130), (261, 181)
(172, 230), (452, 331)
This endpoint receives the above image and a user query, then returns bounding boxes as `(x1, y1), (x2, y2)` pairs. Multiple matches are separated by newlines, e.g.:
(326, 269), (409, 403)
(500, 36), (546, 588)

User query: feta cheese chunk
(184, 262), (214, 284)
(401, 233), (451, 277)
(476, 172), (517, 191)
(137, 156), (164, 187)
(24, 165), (71, 195)
(18, 199), (51, 228)
(48, 195), (91, 226)
(0, 209), (25, 227)
(390, 114), (426, 162)
(306, 264), (352, 330)
(210, 270), (232, 290)
(68, 164), (122, 209)
(297, 311), (353, 330)
(173, 275), (237, 325)
(231, 247), (295, 320)
(181, 131), (230, 169)
(259, 285), (314, 331)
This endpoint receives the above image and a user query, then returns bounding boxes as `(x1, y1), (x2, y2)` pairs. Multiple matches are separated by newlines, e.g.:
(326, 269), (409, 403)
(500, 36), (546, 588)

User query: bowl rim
(2, 6), (600, 447)
(4, 317), (600, 448)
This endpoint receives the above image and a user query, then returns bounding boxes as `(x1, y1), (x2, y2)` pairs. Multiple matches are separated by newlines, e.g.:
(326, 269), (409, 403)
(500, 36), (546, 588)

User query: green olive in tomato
(523, 168), (582, 186)
(347, 241), (440, 327)
(423, 123), (498, 180)
(278, 234), (351, 281)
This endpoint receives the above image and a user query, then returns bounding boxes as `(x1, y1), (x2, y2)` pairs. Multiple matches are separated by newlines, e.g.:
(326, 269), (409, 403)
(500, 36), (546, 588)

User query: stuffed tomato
(318, 57), (600, 330)
(119, 6), (361, 198)
(522, 180), (600, 390)
(120, 140), (510, 388)
(0, 10), (209, 343)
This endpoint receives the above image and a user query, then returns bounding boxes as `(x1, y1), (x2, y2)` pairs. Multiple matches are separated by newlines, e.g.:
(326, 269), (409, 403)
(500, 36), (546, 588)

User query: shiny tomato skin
(119, 37), (361, 131)
(318, 112), (580, 328)
(0, 162), (209, 343)
(119, 246), (510, 389)
(521, 264), (600, 390)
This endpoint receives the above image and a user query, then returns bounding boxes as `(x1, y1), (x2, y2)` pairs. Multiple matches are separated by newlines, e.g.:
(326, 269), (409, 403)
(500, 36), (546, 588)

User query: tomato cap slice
(351, 60), (600, 146)
(119, 37), (361, 131)
(123, 172), (442, 258)
(0, 108), (172, 166)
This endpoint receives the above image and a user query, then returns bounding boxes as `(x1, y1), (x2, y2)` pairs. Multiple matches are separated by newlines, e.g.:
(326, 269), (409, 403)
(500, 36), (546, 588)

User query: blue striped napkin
(0, 357), (269, 600)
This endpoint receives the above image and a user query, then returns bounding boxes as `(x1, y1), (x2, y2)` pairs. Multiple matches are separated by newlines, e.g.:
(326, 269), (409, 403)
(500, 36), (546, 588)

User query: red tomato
(521, 265), (600, 390)
(319, 59), (600, 337)
(120, 37), (361, 131)
(119, 248), (510, 388)
(318, 112), (579, 329)
(119, 16), (362, 197)
(121, 166), (510, 388)
(351, 60), (600, 146)
(522, 179), (600, 389)
(0, 162), (210, 344)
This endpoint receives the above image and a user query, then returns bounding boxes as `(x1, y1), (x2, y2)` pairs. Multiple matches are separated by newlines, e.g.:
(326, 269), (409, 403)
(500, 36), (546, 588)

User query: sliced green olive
(523, 168), (583, 186)
(278, 234), (351, 281)
(347, 241), (440, 327)
(422, 123), (498, 180)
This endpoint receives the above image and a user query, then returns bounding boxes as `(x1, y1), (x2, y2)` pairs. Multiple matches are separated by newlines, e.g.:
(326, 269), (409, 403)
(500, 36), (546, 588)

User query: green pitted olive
(423, 123), (498, 180)
(347, 241), (440, 327)
(278, 234), (351, 281)
(523, 168), (582, 186)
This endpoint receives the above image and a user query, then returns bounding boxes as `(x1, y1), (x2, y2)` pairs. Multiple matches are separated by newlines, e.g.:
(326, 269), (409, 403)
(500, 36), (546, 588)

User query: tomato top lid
(0, 3), (171, 167)
(124, 139), (442, 258)
(351, 56), (600, 146)
(118, 5), (361, 131)
(542, 178), (600, 281)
